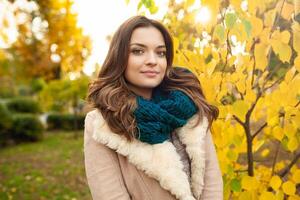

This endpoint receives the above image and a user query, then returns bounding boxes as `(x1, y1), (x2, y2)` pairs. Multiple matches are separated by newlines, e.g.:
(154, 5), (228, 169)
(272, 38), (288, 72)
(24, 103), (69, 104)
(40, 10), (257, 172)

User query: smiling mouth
(141, 71), (159, 77)
(141, 71), (159, 74)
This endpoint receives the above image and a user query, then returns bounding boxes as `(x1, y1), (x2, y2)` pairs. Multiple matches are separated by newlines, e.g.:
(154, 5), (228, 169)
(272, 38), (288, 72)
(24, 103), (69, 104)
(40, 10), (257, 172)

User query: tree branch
(252, 122), (268, 139)
(278, 150), (300, 178)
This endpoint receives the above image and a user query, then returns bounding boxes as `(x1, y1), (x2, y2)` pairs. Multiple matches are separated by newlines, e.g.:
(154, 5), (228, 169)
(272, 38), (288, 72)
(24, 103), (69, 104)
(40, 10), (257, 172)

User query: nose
(145, 51), (157, 66)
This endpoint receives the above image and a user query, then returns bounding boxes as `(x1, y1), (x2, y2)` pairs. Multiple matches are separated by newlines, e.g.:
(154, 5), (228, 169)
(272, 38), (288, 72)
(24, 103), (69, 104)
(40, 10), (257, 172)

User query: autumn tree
(138, 0), (300, 199)
(3, 0), (92, 81)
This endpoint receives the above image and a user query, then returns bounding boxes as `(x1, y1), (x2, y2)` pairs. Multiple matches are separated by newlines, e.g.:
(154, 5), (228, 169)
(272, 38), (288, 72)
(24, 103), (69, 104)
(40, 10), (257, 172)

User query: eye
(157, 51), (166, 57)
(131, 49), (144, 55)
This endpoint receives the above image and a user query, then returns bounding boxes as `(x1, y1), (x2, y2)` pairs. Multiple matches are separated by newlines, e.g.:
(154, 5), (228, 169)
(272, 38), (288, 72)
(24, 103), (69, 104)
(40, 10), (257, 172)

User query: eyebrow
(130, 43), (166, 49)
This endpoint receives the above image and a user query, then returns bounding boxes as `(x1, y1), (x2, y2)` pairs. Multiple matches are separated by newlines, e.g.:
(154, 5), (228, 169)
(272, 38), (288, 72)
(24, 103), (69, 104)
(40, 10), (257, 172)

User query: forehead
(130, 26), (165, 46)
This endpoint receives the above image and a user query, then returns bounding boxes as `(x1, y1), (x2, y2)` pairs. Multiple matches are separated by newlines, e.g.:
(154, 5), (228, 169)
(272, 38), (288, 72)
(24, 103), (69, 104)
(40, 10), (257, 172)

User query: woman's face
(124, 26), (167, 99)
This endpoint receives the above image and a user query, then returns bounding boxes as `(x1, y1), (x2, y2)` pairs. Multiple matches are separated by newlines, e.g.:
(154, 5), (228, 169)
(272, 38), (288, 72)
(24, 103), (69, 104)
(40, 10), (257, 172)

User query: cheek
(125, 60), (139, 83)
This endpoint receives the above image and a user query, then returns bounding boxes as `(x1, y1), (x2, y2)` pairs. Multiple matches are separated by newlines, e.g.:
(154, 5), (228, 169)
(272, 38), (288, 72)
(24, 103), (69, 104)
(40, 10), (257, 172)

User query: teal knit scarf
(133, 89), (198, 144)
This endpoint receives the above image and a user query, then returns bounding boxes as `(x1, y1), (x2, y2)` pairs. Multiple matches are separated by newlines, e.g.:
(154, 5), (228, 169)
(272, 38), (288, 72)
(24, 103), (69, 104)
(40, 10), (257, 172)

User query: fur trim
(176, 114), (208, 199)
(91, 110), (207, 200)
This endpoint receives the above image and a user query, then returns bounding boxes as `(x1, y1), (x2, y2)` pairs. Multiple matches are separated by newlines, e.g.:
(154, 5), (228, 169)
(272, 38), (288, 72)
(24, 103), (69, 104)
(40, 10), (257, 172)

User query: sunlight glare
(195, 6), (211, 24)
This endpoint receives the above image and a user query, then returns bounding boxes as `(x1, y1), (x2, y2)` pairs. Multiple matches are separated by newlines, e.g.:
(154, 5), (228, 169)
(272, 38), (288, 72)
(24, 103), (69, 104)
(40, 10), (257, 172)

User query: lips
(141, 70), (159, 74)
(141, 70), (159, 77)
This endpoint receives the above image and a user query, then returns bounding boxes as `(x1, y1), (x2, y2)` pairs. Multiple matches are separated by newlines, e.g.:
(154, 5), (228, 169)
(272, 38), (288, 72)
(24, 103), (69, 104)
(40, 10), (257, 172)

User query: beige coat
(84, 110), (223, 200)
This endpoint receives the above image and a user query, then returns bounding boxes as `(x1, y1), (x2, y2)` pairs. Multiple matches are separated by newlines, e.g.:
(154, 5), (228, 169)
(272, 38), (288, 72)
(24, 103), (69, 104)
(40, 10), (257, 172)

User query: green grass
(0, 131), (91, 200)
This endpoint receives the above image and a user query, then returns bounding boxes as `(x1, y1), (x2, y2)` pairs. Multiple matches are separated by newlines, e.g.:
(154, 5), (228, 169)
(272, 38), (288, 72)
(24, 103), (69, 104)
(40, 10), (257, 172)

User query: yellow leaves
(287, 138), (299, 152)
(276, 0), (294, 21)
(241, 175), (259, 190)
(260, 149), (270, 157)
(292, 169), (300, 183)
(269, 176), (282, 190)
(270, 30), (292, 63)
(232, 100), (250, 121)
(244, 87), (256, 104)
(238, 191), (257, 200)
(249, 16), (263, 37)
(282, 181), (296, 195)
(173, 36), (179, 55)
(272, 30), (290, 44)
(248, 0), (263, 15)
(294, 56), (300, 72)
(259, 191), (276, 200)
(255, 43), (269, 70)
(230, 0), (242, 11)
(284, 67), (296, 83)
(272, 126), (284, 141)
(213, 24), (226, 44)
(264, 9), (276, 27)
(292, 22), (300, 54)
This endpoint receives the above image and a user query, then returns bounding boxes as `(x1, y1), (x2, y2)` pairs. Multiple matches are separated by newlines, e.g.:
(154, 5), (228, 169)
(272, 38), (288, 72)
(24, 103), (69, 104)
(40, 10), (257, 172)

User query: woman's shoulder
(85, 109), (103, 124)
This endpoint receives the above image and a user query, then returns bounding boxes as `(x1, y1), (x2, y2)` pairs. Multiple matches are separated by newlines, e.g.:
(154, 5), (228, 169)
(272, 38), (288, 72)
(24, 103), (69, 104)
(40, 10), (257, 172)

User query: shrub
(6, 97), (41, 114)
(0, 103), (13, 146)
(47, 113), (85, 130)
(11, 114), (43, 142)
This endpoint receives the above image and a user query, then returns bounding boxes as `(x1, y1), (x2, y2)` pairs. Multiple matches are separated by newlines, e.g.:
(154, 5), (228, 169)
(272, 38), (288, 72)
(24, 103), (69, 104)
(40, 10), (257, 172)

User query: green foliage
(0, 103), (13, 146)
(0, 77), (16, 98)
(6, 97), (41, 114)
(47, 113), (85, 130)
(39, 76), (89, 112)
(30, 78), (46, 93)
(11, 114), (44, 142)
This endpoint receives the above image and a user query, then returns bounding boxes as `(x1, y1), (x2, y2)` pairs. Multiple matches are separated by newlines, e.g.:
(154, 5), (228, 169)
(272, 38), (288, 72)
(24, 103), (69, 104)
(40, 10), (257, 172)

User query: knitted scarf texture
(133, 89), (198, 144)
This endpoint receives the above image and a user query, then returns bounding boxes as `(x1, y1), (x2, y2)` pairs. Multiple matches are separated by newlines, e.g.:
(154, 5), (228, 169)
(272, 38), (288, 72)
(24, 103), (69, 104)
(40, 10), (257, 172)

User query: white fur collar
(91, 110), (208, 200)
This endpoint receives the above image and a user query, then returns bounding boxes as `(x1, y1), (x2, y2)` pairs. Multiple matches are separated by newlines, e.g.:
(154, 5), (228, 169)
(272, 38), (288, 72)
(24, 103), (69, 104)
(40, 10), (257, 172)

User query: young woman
(84, 16), (223, 200)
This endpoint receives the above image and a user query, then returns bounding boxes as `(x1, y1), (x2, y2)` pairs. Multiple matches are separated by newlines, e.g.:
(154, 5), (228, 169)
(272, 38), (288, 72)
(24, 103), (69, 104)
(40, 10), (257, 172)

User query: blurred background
(0, 0), (299, 199)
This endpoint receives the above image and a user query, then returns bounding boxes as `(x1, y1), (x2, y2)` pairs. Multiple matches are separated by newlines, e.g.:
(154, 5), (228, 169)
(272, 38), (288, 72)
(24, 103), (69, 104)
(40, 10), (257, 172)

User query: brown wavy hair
(87, 16), (219, 141)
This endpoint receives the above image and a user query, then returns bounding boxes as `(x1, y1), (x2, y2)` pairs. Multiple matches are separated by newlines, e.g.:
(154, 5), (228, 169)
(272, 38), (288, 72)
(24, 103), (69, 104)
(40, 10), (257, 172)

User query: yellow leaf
(230, 0), (241, 10)
(250, 16), (263, 37)
(280, 31), (290, 44)
(236, 80), (246, 93)
(241, 175), (259, 190)
(248, 0), (262, 15)
(287, 195), (300, 200)
(282, 181), (296, 195)
(284, 122), (296, 138)
(259, 191), (276, 200)
(272, 126), (284, 141)
(264, 9), (276, 27)
(173, 37), (179, 53)
(261, 149), (270, 157)
(238, 191), (254, 200)
(255, 43), (269, 70)
(292, 23), (300, 54)
(271, 40), (292, 63)
(276, 0), (294, 20)
(244, 87), (256, 104)
(292, 169), (300, 183)
(284, 67), (296, 83)
(275, 190), (284, 200)
(294, 56), (300, 72)
(269, 175), (282, 190)
(232, 100), (249, 122)
(287, 138), (298, 152)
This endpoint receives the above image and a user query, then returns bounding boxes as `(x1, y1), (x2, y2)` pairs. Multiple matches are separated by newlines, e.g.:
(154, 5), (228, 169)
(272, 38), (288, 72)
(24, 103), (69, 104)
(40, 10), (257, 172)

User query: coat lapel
(91, 110), (207, 200)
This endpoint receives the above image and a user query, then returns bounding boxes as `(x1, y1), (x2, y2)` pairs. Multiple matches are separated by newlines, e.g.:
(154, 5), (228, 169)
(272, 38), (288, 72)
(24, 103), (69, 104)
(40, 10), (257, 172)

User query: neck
(128, 85), (152, 100)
